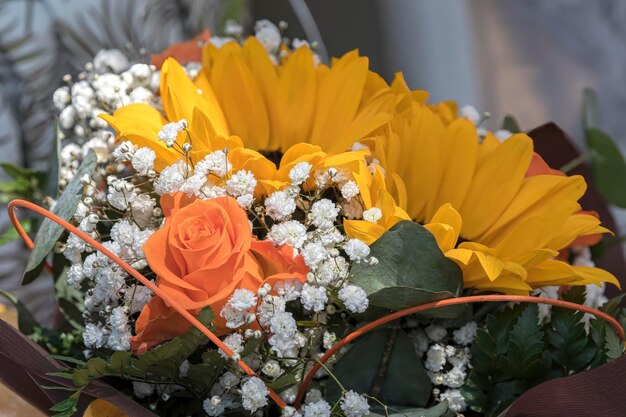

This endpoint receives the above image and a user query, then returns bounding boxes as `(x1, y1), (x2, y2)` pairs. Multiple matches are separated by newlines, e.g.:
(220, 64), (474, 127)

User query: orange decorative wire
(8, 198), (625, 411)
(7, 199), (288, 408)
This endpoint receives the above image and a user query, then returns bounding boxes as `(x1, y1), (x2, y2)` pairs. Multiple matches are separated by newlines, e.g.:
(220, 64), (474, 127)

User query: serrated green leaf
(605, 326), (624, 359)
(503, 305), (544, 379)
(350, 221), (462, 313)
(23, 150), (97, 284)
(0, 290), (39, 334)
(546, 308), (592, 372)
(326, 328), (431, 408)
(585, 127), (626, 207)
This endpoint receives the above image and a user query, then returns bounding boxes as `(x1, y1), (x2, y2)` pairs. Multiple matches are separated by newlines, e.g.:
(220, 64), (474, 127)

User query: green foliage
(463, 302), (623, 417)
(585, 127), (626, 208)
(350, 221), (463, 315)
(49, 390), (81, 417)
(0, 162), (46, 204)
(501, 114), (522, 133)
(0, 290), (39, 334)
(326, 327), (431, 408)
(71, 309), (220, 397)
(23, 149), (97, 284)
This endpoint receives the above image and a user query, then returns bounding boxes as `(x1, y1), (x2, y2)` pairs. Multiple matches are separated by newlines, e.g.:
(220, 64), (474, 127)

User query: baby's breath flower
(362, 207), (382, 223)
(265, 190), (296, 221)
(158, 119), (187, 142)
(340, 391), (370, 417)
(338, 284), (369, 313)
(303, 399), (331, 417)
(219, 333), (244, 359)
(440, 389), (466, 412)
(226, 170), (257, 197)
(240, 377), (269, 412)
(289, 161), (312, 185)
(268, 221), (308, 249)
(300, 283), (328, 312)
(310, 199), (340, 230)
(131, 147), (156, 175)
(254, 20), (281, 52)
(453, 321), (478, 346)
(343, 238), (370, 262)
(340, 180), (360, 200)
(228, 288), (257, 311)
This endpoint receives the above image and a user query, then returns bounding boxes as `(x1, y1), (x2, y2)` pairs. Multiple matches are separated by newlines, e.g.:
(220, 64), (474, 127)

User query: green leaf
(585, 127), (626, 207)
(546, 308), (595, 372)
(0, 163), (46, 182)
(605, 326), (624, 359)
(601, 293), (626, 317)
(48, 354), (87, 366)
(23, 150), (97, 284)
(0, 219), (34, 244)
(326, 328), (431, 408)
(350, 221), (463, 313)
(501, 114), (521, 133)
(72, 308), (215, 392)
(49, 397), (77, 412)
(0, 290), (39, 334)
(265, 364), (303, 391)
(373, 400), (449, 417)
(502, 304), (544, 379)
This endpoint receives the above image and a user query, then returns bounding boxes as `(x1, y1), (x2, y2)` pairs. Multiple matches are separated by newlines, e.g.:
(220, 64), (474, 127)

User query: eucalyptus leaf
(350, 221), (462, 313)
(23, 149), (97, 284)
(326, 328), (431, 407)
(585, 127), (626, 208)
(372, 400), (449, 417)
(0, 290), (39, 334)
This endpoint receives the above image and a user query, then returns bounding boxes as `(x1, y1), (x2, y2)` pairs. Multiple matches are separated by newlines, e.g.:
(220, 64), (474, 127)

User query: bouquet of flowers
(1, 20), (625, 417)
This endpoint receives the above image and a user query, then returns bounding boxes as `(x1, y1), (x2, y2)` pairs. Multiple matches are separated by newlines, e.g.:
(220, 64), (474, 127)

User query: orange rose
(131, 193), (308, 354)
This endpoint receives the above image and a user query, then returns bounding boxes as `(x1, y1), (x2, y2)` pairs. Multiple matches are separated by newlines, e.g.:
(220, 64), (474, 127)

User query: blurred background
(2, 0), (626, 336)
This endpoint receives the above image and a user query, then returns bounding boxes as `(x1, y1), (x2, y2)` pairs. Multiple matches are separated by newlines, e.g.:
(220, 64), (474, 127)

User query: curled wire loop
(9, 199), (625, 410)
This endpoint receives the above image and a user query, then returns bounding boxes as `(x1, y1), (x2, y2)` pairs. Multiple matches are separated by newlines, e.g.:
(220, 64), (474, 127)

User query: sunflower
(101, 35), (618, 295)
(102, 38), (395, 196)
(362, 99), (619, 293)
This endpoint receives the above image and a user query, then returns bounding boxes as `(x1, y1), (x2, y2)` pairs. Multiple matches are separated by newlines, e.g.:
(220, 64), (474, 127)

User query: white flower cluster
(55, 50), (156, 140)
(407, 321), (478, 413)
(65, 216), (155, 351)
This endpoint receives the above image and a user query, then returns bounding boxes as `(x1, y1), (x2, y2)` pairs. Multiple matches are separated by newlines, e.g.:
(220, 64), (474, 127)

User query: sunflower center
(259, 150), (284, 168)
